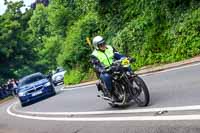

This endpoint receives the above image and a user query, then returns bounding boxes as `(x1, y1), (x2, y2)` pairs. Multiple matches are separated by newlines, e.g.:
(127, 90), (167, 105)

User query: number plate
(32, 90), (42, 96)
(121, 58), (130, 66)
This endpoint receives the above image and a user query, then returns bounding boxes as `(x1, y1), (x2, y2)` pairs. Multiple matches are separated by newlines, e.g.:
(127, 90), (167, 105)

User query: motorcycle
(96, 57), (150, 107)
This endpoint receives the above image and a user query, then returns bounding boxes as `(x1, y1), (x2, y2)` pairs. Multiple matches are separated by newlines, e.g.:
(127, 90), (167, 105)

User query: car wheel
(21, 102), (27, 107)
(19, 99), (28, 107)
(52, 91), (56, 96)
(51, 87), (56, 96)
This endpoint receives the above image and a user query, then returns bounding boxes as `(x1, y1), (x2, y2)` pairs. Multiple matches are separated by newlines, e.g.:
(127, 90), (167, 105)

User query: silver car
(51, 68), (66, 86)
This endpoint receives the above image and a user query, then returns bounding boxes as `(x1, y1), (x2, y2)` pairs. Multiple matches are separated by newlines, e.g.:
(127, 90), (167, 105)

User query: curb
(64, 81), (97, 89)
(136, 56), (200, 75)
(64, 55), (200, 89)
(0, 96), (13, 105)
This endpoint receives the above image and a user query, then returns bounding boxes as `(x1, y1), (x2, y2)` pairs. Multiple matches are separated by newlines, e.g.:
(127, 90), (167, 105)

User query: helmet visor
(97, 40), (105, 47)
(98, 43), (105, 47)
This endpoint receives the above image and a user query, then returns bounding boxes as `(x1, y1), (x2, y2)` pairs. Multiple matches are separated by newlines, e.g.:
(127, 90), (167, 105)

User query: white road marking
(7, 104), (200, 121)
(60, 84), (95, 91)
(7, 103), (200, 121)
(10, 102), (200, 115)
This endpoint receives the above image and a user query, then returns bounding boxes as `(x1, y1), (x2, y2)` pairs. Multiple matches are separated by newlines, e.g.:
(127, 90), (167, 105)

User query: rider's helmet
(92, 36), (105, 49)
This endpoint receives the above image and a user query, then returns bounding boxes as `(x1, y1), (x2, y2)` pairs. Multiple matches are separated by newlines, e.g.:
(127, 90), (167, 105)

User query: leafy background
(0, 0), (200, 84)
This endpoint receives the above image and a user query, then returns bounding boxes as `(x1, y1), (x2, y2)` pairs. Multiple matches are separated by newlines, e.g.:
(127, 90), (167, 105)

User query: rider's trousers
(100, 73), (112, 92)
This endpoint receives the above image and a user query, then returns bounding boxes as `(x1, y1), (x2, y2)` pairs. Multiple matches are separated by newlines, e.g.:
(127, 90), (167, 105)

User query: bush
(57, 12), (99, 70)
(64, 68), (85, 85)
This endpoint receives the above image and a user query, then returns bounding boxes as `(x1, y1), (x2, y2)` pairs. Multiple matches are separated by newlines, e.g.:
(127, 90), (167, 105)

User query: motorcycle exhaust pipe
(97, 94), (126, 105)
(97, 94), (113, 102)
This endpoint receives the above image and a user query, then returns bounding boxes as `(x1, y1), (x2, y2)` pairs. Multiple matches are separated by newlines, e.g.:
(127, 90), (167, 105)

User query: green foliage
(40, 36), (63, 70)
(81, 68), (97, 82)
(64, 68), (96, 85)
(47, 3), (71, 36)
(57, 12), (98, 70)
(1, 0), (200, 85)
(97, 0), (125, 40)
(167, 7), (200, 61)
(112, 0), (200, 69)
(64, 68), (85, 85)
(29, 4), (49, 38)
(75, 0), (97, 15)
(112, 15), (152, 55)
(0, 0), (36, 83)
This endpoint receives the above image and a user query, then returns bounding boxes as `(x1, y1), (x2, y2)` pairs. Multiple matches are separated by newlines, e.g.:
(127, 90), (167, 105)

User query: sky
(0, 0), (35, 15)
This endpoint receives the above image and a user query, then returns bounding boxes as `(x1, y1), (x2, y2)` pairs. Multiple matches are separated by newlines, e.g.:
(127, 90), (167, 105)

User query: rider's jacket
(90, 45), (122, 77)
(91, 45), (114, 67)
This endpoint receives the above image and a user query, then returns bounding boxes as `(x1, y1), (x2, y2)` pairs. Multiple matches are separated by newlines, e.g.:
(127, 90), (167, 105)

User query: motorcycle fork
(122, 75), (139, 100)
(111, 80), (123, 97)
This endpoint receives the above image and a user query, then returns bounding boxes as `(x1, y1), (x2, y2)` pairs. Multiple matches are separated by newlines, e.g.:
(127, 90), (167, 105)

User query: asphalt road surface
(1, 63), (200, 133)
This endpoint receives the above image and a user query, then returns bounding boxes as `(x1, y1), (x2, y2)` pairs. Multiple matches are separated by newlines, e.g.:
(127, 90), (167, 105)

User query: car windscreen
(18, 74), (45, 87)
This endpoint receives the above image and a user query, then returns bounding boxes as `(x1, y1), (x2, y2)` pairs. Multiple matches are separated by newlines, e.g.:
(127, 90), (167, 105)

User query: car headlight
(44, 82), (51, 87)
(18, 92), (26, 97)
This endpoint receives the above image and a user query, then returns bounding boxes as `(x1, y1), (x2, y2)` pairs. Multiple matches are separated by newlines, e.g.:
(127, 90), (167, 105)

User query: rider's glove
(128, 57), (136, 63)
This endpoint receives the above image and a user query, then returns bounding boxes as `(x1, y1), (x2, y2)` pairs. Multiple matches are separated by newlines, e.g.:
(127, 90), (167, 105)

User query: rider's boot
(104, 88), (112, 98)
(96, 82), (103, 91)
(96, 82), (112, 98)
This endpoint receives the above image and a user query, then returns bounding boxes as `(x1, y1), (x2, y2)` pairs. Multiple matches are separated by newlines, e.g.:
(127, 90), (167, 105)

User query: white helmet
(92, 36), (105, 49)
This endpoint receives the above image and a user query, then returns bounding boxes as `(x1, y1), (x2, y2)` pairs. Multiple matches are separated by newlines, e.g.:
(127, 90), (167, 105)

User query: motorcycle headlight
(44, 82), (51, 87)
(18, 92), (26, 97)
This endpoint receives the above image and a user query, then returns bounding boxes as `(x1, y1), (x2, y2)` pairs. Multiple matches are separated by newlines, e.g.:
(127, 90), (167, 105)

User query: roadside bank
(64, 55), (200, 89)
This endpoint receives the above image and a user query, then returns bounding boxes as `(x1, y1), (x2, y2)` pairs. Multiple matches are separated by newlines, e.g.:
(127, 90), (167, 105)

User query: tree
(0, 0), (35, 83)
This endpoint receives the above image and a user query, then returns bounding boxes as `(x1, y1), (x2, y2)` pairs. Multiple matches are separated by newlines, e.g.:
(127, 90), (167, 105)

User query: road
(1, 63), (200, 133)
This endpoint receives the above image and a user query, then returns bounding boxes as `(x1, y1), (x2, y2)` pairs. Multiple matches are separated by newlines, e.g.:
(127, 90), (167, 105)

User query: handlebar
(104, 57), (136, 73)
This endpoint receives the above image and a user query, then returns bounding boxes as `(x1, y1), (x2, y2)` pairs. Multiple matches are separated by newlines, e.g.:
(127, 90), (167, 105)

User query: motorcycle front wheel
(131, 76), (150, 107)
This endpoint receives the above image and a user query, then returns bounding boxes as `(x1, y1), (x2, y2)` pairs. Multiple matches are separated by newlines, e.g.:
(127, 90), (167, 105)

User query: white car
(51, 69), (66, 86)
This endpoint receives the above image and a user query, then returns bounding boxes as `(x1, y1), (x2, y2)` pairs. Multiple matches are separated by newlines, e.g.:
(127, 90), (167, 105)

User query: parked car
(17, 72), (56, 107)
(51, 68), (66, 86)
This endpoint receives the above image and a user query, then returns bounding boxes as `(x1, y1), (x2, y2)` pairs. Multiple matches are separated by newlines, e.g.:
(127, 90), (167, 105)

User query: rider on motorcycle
(90, 36), (131, 98)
